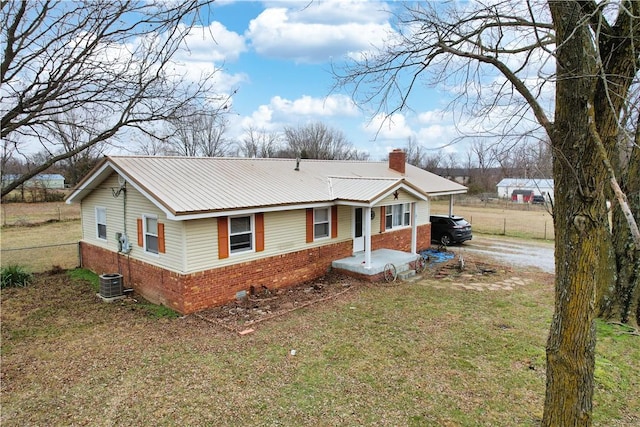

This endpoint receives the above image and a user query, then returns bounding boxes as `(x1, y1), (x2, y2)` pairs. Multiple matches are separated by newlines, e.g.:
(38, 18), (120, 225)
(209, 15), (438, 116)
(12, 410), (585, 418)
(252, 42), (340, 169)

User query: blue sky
(175, 0), (461, 161)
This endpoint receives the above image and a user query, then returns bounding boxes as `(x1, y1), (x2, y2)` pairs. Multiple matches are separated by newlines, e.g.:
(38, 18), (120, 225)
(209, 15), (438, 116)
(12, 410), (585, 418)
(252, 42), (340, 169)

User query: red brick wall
(80, 224), (430, 315)
(372, 224), (431, 253)
(80, 240), (352, 315)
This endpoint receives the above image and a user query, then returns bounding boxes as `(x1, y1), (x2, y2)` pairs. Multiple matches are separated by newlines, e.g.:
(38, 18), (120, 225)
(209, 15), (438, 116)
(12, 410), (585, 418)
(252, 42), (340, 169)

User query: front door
(353, 207), (364, 252)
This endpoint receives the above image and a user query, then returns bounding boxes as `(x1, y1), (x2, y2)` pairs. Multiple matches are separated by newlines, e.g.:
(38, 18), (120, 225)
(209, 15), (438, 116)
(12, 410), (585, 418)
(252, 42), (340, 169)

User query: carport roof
(67, 156), (467, 219)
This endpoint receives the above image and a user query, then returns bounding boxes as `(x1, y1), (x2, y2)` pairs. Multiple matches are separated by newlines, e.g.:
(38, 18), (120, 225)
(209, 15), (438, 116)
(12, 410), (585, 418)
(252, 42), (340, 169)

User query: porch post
(449, 195), (454, 216)
(364, 206), (372, 269)
(411, 202), (417, 254)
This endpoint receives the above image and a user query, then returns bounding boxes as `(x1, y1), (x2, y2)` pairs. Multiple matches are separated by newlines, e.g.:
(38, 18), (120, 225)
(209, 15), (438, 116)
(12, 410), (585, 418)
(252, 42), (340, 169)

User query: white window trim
(314, 207), (331, 240)
(143, 214), (159, 255)
(385, 203), (411, 230)
(229, 214), (255, 255)
(95, 206), (107, 241)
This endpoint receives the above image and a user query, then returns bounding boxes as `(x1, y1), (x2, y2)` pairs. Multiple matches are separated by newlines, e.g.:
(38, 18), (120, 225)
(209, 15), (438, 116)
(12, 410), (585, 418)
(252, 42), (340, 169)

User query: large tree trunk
(613, 141), (640, 323)
(543, 3), (606, 425)
(592, 3), (640, 319)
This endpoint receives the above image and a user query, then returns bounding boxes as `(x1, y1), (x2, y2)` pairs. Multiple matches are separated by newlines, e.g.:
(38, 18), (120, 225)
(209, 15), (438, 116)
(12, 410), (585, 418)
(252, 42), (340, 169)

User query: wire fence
(465, 214), (554, 240)
(1, 242), (80, 273)
(432, 195), (555, 241)
(1, 201), (80, 226)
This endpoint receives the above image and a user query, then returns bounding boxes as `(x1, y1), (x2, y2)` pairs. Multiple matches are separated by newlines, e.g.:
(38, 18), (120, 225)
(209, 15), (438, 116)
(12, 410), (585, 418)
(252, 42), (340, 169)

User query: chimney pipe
(388, 149), (406, 174)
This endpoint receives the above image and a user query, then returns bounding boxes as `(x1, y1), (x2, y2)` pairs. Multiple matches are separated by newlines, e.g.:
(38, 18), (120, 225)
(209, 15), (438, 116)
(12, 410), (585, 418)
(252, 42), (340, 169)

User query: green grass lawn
(1, 269), (638, 426)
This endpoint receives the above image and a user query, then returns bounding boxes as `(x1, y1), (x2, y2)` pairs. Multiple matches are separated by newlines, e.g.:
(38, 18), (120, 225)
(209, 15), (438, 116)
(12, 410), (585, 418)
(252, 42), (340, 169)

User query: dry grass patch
(2, 264), (638, 426)
(1, 201), (80, 226)
(0, 220), (82, 272)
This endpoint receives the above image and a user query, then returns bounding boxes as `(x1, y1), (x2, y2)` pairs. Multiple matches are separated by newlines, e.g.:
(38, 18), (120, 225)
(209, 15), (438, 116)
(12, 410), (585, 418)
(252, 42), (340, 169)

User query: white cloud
(270, 94), (358, 117)
(246, 2), (394, 63)
(177, 21), (246, 63)
(363, 113), (413, 140)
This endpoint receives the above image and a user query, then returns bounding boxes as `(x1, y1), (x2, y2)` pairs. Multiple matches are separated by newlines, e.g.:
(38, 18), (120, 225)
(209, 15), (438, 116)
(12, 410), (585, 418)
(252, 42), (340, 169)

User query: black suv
(532, 195), (545, 204)
(430, 215), (472, 245)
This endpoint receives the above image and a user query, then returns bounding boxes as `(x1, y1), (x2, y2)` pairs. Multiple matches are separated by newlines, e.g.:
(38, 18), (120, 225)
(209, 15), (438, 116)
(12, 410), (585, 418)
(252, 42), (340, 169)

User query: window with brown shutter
(158, 222), (165, 253)
(331, 205), (338, 238)
(218, 216), (229, 259)
(137, 218), (143, 246)
(255, 213), (265, 252)
(306, 208), (313, 243)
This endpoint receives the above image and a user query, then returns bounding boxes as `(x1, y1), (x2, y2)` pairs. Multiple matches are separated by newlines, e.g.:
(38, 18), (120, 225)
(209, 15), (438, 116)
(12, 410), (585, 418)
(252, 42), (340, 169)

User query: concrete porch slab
(331, 248), (419, 277)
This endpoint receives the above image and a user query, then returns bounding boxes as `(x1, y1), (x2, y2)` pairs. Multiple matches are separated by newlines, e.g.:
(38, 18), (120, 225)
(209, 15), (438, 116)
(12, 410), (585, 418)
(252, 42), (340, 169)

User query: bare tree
(401, 136), (427, 167)
(237, 126), (283, 158)
(334, 1), (639, 425)
(282, 122), (369, 160)
(47, 110), (106, 186)
(422, 152), (443, 172)
(1, 0), (218, 196)
(165, 106), (231, 157)
(466, 139), (499, 192)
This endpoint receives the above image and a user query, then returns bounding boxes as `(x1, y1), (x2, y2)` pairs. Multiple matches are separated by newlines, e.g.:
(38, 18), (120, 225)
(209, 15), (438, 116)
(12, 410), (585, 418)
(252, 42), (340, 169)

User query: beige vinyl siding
(337, 205), (351, 238)
(182, 206), (353, 273)
(184, 218), (218, 272)
(377, 189), (418, 206)
(81, 173), (186, 273)
(415, 200), (430, 225)
(124, 179), (185, 271)
(81, 174), (126, 251)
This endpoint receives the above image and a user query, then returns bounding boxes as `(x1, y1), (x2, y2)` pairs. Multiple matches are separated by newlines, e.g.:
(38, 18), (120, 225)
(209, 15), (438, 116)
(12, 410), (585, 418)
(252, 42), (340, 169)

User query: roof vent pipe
(295, 157), (300, 171)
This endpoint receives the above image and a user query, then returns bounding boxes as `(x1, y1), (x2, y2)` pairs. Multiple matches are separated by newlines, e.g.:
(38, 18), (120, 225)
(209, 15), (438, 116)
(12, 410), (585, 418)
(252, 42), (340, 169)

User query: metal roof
(496, 178), (554, 188)
(67, 156), (467, 219)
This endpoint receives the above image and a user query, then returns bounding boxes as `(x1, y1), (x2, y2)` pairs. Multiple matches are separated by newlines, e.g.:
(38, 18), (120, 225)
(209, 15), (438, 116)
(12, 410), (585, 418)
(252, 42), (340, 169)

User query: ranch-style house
(66, 149), (467, 314)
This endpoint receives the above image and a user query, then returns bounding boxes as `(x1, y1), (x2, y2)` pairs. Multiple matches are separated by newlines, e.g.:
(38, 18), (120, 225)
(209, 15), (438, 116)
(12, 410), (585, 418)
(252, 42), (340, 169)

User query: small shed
(497, 178), (554, 201)
(1, 173), (65, 189)
(511, 189), (534, 203)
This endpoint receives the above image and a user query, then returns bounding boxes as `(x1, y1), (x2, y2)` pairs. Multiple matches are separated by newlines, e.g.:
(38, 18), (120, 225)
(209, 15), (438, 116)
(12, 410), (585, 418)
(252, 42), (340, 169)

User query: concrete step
(398, 270), (416, 281)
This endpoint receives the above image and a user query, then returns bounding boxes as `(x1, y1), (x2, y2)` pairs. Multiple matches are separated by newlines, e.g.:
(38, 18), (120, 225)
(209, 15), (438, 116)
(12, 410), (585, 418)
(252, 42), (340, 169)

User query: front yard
(1, 262), (638, 426)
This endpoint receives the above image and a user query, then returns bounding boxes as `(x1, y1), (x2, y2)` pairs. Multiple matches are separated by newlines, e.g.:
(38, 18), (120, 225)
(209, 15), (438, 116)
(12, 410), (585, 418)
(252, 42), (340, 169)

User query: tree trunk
(592, 4), (640, 319)
(613, 142), (640, 323)
(543, 3), (605, 425)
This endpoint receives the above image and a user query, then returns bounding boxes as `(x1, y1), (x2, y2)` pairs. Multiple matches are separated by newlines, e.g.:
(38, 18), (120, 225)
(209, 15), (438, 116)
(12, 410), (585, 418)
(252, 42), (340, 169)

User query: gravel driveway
(450, 235), (555, 274)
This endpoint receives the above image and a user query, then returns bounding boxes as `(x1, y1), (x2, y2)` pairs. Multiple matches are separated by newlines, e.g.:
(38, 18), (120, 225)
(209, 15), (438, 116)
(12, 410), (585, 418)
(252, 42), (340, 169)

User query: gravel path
(449, 235), (555, 274)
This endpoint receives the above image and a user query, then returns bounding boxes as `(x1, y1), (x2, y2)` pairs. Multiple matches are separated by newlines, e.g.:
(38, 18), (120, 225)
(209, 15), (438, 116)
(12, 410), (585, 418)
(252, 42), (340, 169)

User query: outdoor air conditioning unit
(99, 273), (123, 298)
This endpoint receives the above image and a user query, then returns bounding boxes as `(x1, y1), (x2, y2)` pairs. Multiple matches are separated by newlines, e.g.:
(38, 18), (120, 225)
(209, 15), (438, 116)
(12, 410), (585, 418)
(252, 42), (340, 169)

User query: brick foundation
(80, 240), (352, 314)
(80, 224), (430, 315)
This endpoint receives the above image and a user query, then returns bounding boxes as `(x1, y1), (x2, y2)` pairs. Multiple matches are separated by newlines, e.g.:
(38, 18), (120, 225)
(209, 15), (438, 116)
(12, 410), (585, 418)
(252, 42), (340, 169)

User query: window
(144, 215), (159, 254)
(96, 207), (107, 240)
(314, 208), (330, 239)
(385, 203), (411, 230)
(230, 215), (253, 254)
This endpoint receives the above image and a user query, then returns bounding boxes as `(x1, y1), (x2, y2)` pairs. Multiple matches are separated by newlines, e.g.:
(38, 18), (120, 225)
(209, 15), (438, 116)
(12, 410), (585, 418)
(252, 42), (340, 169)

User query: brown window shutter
(158, 222), (166, 253)
(331, 205), (338, 238)
(137, 218), (143, 246)
(255, 213), (265, 252)
(218, 216), (229, 259)
(306, 208), (314, 243)
(379, 206), (385, 233)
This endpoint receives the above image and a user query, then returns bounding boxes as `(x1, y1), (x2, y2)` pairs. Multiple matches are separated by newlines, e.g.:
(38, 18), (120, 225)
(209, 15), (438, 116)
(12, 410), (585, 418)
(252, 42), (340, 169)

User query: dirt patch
(194, 252), (548, 334)
(195, 272), (364, 333)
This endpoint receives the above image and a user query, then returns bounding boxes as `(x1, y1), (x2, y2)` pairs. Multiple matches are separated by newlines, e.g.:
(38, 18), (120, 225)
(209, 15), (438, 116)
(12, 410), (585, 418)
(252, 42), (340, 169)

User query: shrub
(1, 265), (33, 289)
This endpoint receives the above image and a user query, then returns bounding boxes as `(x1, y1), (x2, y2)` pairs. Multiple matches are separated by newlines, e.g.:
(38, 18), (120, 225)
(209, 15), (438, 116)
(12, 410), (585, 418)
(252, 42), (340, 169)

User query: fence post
(544, 221), (547, 240)
(503, 218), (507, 235)
(77, 242), (82, 268)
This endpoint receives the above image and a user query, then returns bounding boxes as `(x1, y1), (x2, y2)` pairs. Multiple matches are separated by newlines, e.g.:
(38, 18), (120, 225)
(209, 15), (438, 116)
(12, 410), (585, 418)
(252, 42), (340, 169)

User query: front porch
(331, 248), (420, 279)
